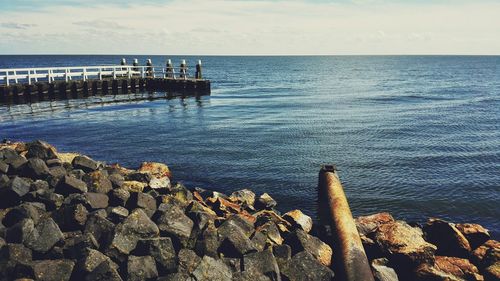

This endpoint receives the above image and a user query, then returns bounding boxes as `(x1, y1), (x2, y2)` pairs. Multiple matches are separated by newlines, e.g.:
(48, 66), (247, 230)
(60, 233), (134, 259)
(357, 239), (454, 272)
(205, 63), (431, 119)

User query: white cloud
(0, 0), (499, 54)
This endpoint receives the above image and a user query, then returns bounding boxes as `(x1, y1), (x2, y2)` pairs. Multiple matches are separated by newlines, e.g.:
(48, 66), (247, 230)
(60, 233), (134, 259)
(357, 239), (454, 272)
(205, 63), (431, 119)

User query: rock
(456, 223), (491, 250)
(154, 203), (194, 248)
(207, 196), (243, 217)
(484, 262), (500, 281)
(24, 259), (75, 281)
(285, 229), (332, 267)
(178, 249), (202, 274)
(76, 248), (116, 273)
(109, 188), (130, 207)
(375, 221), (437, 268)
(122, 181), (146, 193)
(230, 189), (256, 209)
(46, 158), (63, 167)
(108, 173), (124, 188)
(281, 251), (334, 281)
(251, 231), (268, 252)
(191, 255), (233, 281)
(69, 169), (86, 180)
(283, 210), (312, 233)
(256, 193), (277, 210)
(218, 216), (256, 258)
(57, 203), (88, 231)
(108, 209), (159, 257)
(62, 232), (99, 259)
(85, 260), (122, 281)
(25, 140), (58, 160)
(415, 256), (484, 281)
(127, 255), (158, 281)
(108, 206), (129, 223)
(0, 243), (32, 280)
(6, 155), (28, 174)
(423, 218), (471, 258)
(256, 222), (284, 246)
(0, 176), (31, 208)
(149, 177), (171, 190)
(23, 158), (50, 179)
(472, 240), (500, 268)
(5, 219), (38, 244)
(135, 237), (177, 274)
(126, 171), (152, 183)
(85, 192), (109, 210)
(273, 244), (292, 271)
(25, 217), (64, 254)
(186, 201), (218, 231)
(371, 258), (399, 281)
(138, 162), (172, 179)
(0, 160), (9, 174)
(127, 192), (157, 217)
(84, 214), (115, 250)
(27, 189), (64, 211)
(356, 213), (395, 237)
(30, 180), (50, 191)
(243, 248), (281, 280)
(232, 271), (272, 281)
(72, 155), (100, 173)
(254, 210), (291, 234)
(56, 176), (88, 196)
(195, 221), (219, 258)
(2, 202), (46, 227)
(83, 170), (113, 194)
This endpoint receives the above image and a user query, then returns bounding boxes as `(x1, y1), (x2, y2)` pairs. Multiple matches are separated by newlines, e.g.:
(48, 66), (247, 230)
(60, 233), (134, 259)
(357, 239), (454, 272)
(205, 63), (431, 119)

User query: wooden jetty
(0, 59), (210, 105)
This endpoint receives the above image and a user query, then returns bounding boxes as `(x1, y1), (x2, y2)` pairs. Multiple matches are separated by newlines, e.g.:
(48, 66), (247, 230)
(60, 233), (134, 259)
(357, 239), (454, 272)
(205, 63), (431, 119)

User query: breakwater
(0, 141), (498, 281)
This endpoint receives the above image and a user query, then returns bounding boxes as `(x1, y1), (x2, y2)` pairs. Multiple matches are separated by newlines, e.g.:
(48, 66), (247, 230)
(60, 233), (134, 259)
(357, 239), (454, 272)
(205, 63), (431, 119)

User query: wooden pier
(0, 59), (210, 105)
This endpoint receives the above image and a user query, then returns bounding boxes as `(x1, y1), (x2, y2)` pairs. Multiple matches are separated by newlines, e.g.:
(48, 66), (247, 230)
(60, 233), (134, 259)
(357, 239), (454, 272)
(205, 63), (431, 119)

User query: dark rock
(371, 258), (399, 281)
(281, 251), (334, 281)
(285, 229), (332, 267)
(108, 206), (129, 223)
(69, 169), (86, 180)
(0, 160), (8, 174)
(195, 221), (219, 258)
(2, 202), (46, 227)
(0, 173), (9, 187)
(6, 155), (28, 174)
(85, 192), (109, 210)
(25, 217), (64, 254)
(127, 192), (156, 217)
(423, 218), (472, 258)
(135, 237), (177, 274)
(251, 231), (268, 252)
(256, 193), (277, 210)
(1, 147), (19, 159)
(230, 189), (256, 209)
(107, 209), (159, 258)
(26, 189), (64, 211)
(191, 255), (233, 281)
(30, 180), (50, 191)
(456, 223), (491, 250)
(223, 257), (242, 273)
(127, 255), (158, 281)
(273, 244), (291, 270)
(76, 248), (116, 274)
(126, 171), (152, 183)
(110, 188), (130, 207)
(83, 170), (113, 194)
(484, 262), (500, 281)
(108, 173), (124, 188)
(62, 232), (99, 259)
(415, 256), (483, 281)
(178, 248), (201, 274)
(154, 203), (194, 249)
(84, 214), (115, 250)
(72, 155), (100, 173)
(218, 216), (256, 258)
(472, 240), (500, 269)
(167, 183), (194, 206)
(0, 243), (32, 280)
(56, 203), (88, 231)
(25, 140), (57, 160)
(221, 214), (255, 237)
(283, 210), (312, 233)
(23, 158), (50, 179)
(56, 176), (88, 196)
(121, 181), (146, 193)
(375, 220), (437, 269)
(186, 200), (218, 231)
(0, 176), (31, 208)
(243, 248), (281, 281)
(5, 219), (38, 244)
(46, 158), (63, 167)
(232, 271), (272, 281)
(24, 259), (75, 281)
(255, 222), (283, 246)
(84, 259), (122, 281)
(157, 272), (190, 281)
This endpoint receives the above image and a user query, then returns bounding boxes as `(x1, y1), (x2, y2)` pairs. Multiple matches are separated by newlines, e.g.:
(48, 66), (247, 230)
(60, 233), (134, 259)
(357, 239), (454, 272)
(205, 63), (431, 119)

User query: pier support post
(133, 59), (139, 73)
(166, 59), (175, 79)
(195, 60), (202, 79)
(146, 59), (153, 78)
(180, 60), (187, 80)
(318, 165), (375, 281)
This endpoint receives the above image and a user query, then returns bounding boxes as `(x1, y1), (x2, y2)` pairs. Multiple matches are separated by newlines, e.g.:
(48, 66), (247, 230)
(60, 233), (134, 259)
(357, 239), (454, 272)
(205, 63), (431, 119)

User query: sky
(0, 0), (499, 55)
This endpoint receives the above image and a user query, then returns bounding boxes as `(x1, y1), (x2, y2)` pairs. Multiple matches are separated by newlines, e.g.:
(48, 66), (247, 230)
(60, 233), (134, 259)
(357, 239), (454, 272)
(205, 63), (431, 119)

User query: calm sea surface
(0, 56), (499, 237)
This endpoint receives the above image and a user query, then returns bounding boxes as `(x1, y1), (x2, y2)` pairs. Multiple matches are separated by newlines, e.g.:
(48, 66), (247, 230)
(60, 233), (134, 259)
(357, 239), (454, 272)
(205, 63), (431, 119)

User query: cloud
(73, 20), (127, 29)
(0, 22), (37, 29)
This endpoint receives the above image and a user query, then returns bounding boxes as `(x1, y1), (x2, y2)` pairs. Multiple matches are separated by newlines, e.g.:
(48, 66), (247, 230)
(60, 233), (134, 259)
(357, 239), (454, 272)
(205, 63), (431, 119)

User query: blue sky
(0, 0), (499, 54)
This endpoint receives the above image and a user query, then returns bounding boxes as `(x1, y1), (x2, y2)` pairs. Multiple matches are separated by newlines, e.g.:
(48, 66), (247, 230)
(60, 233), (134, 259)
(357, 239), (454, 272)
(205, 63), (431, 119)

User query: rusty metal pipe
(318, 165), (375, 281)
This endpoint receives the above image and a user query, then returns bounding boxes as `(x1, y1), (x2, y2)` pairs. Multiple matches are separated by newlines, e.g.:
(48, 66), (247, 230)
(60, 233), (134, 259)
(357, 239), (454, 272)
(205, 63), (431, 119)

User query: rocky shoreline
(0, 140), (498, 281)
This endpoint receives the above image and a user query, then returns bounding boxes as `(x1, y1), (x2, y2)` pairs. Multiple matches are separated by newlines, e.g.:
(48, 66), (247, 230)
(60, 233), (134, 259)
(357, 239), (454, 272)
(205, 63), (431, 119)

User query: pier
(0, 59), (211, 105)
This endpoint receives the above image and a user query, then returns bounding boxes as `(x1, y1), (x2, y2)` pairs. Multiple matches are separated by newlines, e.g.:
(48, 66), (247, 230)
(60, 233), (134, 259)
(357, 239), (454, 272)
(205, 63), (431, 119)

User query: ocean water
(1, 55), (499, 237)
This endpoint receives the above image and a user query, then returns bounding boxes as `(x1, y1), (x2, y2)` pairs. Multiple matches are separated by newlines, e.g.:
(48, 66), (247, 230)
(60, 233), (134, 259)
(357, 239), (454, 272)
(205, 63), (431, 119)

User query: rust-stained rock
(229, 189), (256, 209)
(356, 212), (395, 236)
(375, 221), (437, 268)
(483, 262), (500, 281)
(283, 209), (313, 233)
(138, 162), (171, 179)
(423, 218), (472, 258)
(206, 196), (242, 217)
(472, 240), (500, 268)
(254, 210), (292, 235)
(371, 258), (399, 281)
(456, 223), (491, 250)
(415, 256), (484, 281)
(121, 181), (146, 193)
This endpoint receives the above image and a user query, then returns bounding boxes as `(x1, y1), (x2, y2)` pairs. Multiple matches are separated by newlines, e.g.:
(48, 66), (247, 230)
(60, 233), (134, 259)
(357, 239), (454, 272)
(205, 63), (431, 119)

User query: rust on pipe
(318, 165), (375, 281)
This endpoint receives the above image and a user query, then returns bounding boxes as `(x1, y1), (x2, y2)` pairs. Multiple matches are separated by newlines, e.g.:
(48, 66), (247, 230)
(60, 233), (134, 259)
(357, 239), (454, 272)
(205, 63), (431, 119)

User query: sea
(0, 55), (498, 237)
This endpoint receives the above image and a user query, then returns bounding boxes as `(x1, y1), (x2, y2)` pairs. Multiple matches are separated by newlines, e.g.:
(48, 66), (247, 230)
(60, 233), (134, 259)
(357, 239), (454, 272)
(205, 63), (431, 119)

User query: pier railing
(0, 59), (202, 86)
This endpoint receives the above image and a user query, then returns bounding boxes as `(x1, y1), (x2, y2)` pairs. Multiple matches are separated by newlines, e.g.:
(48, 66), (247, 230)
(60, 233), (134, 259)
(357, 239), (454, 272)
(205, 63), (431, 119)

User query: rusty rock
(456, 223), (491, 250)
(356, 212), (395, 237)
(415, 256), (484, 281)
(138, 162), (171, 179)
(483, 262), (500, 281)
(423, 218), (472, 258)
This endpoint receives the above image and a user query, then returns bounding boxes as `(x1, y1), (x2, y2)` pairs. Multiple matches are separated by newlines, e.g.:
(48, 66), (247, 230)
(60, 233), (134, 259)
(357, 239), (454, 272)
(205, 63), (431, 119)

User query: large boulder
(423, 218), (472, 258)
(455, 223), (491, 250)
(217, 216), (256, 257)
(0, 243), (33, 280)
(256, 193), (277, 210)
(23, 158), (50, 179)
(371, 258), (399, 281)
(72, 155), (100, 173)
(121, 181), (146, 193)
(127, 255), (158, 281)
(280, 251), (334, 281)
(0, 176), (31, 208)
(25, 140), (58, 160)
(21, 259), (75, 281)
(375, 221), (437, 268)
(55, 176), (88, 196)
(356, 213), (395, 237)
(191, 255), (233, 281)
(25, 217), (64, 254)
(415, 256), (484, 281)
(285, 229), (332, 267)
(154, 203), (194, 249)
(85, 193), (109, 210)
(135, 237), (177, 274)
(230, 189), (256, 209)
(84, 259), (122, 281)
(83, 170), (113, 194)
(243, 248), (281, 280)
(178, 249), (202, 275)
(138, 161), (172, 179)
(283, 210), (313, 233)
